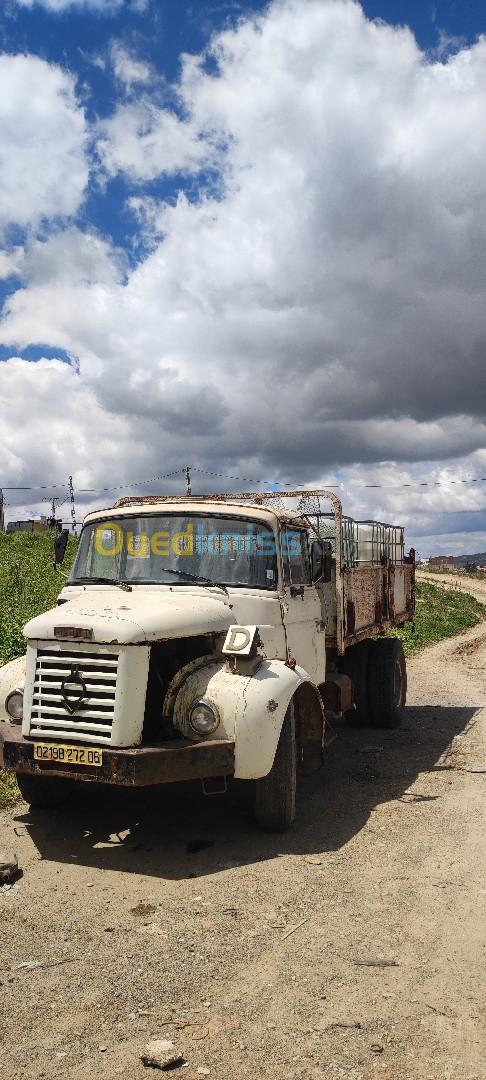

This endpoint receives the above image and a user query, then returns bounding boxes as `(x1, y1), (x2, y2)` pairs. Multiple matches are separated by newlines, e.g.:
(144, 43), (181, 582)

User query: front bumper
(0, 722), (235, 787)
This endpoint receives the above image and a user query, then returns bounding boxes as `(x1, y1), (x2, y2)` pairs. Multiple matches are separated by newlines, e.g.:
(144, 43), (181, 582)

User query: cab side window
(281, 528), (311, 586)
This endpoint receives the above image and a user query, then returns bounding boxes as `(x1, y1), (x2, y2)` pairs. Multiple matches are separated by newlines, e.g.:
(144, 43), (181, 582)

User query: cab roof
(83, 497), (308, 529)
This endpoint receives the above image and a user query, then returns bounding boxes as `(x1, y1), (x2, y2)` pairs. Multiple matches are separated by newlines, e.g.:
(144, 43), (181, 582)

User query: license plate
(33, 743), (103, 768)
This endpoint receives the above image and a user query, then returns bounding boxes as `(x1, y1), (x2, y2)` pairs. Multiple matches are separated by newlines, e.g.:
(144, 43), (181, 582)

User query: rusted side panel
(0, 722), (234, 786)
(343, 566), (381, 635)
(328, 563), (415, 651)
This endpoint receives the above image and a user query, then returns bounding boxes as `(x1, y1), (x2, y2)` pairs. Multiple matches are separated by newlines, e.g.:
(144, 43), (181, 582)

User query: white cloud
(98, 100), (211, 180)
(110, 43), (153, 89)
(2, 0), (486, 553)
(0, 357), (134, 513)
(0, 54), (88, 234)
(19, 227), (125, 288)
(0, 247), (23, 280)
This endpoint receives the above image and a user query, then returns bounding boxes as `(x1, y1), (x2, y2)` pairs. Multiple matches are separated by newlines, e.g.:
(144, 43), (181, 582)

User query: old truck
(0, 490), (415, 830)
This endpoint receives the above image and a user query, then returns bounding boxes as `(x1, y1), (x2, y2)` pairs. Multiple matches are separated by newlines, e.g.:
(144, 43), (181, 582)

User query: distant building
(429, 555), (455, 569)
(6, 517), (60, 535)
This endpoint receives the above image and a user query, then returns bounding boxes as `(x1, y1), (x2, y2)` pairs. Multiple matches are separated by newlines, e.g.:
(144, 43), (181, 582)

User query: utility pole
(185, 466), (192, 497)
(68, 476), (77, 533)
(0, 489), (4, 532)
(49, 496), (58, 529)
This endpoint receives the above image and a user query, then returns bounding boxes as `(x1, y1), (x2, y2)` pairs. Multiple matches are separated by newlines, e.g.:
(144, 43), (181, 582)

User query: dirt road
(1, 618), (486, 1080)
(417, 569), (486, 605)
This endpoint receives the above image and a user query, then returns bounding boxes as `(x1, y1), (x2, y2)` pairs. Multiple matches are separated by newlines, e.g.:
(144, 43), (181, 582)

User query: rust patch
(0, 722), (235, 787)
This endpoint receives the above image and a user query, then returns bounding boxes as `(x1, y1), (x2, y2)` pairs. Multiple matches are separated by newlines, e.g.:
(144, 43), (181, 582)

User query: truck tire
(367, 638), (406, 729)
(254, 701), (297, 831)
(15, 772), (72, 809)
(339, 641), (371, 725)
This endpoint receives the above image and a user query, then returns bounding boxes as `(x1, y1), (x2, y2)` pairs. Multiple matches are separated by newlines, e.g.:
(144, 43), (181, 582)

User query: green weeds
(392, 580), (485, 657)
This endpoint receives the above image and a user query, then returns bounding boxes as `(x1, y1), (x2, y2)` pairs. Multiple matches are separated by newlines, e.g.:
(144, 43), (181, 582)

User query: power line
(0, 469), (186, 493)
(191, 467), (486, 492)
(362, 476), (486, 490)
(76, 469), (185, 493)
(2, 467), (486, 499)
(190, 467), (297, 486)
(1, 484), (68, 491)
(0, 473), (183, 506)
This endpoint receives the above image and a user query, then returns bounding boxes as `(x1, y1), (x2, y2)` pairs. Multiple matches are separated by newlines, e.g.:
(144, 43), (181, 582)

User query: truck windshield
(70, 514), (278, 590)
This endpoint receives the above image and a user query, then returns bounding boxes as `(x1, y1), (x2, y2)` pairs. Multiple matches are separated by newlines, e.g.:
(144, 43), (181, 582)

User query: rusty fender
(170, 659), (316, 780)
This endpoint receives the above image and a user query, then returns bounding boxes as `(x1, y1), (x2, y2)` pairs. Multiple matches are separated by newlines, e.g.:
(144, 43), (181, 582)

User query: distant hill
(454, 553), (486, 566)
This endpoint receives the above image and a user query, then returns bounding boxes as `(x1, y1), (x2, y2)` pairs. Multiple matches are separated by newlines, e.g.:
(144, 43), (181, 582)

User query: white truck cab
(0, 490), (415, 830)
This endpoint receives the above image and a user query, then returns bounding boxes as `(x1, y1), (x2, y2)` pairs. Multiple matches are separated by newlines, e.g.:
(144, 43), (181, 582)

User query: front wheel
(254, 701), (297, 831)
(15, 772), (73, 808)
(367, 638), (407, 729)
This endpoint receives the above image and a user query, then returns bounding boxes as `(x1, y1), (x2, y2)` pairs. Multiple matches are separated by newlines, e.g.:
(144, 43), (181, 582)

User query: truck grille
(29, 647), (119, 744)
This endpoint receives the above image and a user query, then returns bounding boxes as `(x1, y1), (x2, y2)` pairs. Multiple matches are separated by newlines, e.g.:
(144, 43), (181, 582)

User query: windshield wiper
(158, 567), (228, 594)
(71, 571), (227, 595)
(71, 576), (133, 592)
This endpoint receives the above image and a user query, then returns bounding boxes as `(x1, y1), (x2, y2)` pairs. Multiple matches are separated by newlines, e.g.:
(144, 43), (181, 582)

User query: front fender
(170, 658), (313, 779)
(0, 655), (26, 723)
(234, 660), (311, 778)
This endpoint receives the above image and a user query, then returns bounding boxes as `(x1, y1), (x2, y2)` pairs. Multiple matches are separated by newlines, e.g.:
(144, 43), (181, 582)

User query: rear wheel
(254, 701), (297, 831)
(339, 641), (371, 725)
(367, 638), (406, 729)
(15, 772), (73, 808)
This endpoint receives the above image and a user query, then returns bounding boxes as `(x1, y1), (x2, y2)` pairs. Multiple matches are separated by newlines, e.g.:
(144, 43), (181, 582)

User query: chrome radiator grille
(29, 647), (119, 744)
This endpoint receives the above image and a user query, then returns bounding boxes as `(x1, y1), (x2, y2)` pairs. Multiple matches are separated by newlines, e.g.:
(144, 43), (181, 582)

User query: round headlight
(188, 699), (220, 736)
(6, 689), (23, 724)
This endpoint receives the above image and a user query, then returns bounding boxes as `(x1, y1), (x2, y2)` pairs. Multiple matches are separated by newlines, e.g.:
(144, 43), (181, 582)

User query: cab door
(280, 526), (326, 684)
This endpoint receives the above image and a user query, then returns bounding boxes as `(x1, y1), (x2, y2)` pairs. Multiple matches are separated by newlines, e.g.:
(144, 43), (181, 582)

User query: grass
(392, 579), (485, 657)
(0, 769), (21, 811)
(0, 530), (77, 809)
(0, 530), (77, 666)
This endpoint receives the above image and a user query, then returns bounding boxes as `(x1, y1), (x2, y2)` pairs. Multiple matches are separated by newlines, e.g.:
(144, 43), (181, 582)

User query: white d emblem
(222, 625), (258, 657)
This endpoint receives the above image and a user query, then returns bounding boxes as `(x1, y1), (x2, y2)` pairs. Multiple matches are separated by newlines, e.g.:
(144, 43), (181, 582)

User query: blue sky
(0, 2), (270, 256)
(1, 0), (486, 554)
(1, 0), (484, 261)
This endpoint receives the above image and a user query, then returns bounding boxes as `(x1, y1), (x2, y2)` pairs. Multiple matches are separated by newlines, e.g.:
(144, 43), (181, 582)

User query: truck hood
(24, 588), (233, 645)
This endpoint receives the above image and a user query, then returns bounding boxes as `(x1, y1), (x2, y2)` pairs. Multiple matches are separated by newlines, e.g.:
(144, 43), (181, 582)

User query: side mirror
(54, 529), (69, 568)
(311, 539), (333, 584)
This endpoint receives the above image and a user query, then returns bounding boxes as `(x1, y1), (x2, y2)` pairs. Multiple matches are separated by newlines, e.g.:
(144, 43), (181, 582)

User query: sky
(0, 0), (486, 557)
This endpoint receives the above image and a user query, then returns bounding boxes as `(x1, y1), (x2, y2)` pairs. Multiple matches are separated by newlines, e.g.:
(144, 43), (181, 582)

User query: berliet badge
(61, 666), (87, 715)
